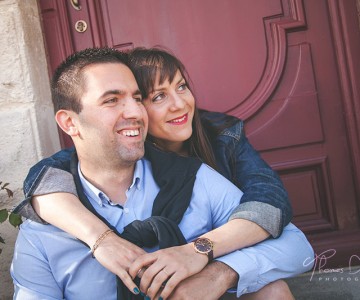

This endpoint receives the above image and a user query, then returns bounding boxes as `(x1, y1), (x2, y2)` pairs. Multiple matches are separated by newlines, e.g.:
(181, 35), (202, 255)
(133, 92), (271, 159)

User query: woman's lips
(167, 113), (188, 125)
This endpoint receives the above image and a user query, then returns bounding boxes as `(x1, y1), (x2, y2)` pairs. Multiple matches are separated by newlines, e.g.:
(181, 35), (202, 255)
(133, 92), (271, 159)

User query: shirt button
(124, 208), (129, 214)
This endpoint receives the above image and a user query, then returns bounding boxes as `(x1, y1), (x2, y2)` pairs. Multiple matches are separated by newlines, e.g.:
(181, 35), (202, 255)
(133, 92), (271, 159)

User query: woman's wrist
(80, 218), (110, 247)
(184, 241), (210, 265)
(197, 218), (269, 258)
(91, 229), (114, 257)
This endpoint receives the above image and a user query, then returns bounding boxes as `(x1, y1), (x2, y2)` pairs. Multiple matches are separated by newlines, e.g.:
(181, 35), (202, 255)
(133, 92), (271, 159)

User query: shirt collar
(78, 161), (142, 207)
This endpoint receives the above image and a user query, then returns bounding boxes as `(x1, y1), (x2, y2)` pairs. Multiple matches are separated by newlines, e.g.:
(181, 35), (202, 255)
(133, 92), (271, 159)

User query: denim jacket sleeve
(210, 117), (292, 238)
(13, 147), (77, 223)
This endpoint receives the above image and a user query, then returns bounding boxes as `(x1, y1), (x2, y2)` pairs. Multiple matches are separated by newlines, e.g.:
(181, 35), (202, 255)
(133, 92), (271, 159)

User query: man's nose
(122, 98), (144, 119)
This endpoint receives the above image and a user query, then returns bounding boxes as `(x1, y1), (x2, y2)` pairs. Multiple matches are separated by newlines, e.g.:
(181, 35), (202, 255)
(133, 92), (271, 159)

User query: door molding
(328, 0), (360, 209)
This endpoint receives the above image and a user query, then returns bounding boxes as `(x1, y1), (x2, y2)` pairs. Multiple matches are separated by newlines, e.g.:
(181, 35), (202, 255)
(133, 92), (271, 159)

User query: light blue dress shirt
(11, 159), (314, 299)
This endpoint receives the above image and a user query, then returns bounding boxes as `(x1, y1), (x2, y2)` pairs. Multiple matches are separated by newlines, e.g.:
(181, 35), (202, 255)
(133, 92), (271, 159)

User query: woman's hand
(129, 243), (208, 299)
(93, 232), (146, 295)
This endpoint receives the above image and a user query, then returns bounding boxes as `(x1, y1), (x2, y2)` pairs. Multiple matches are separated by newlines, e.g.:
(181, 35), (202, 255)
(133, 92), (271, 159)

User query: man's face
(74, 63), (148, 168)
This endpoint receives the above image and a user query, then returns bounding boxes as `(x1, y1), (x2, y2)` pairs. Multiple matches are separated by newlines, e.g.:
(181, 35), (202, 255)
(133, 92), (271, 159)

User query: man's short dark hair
(51, 47), (130, 113)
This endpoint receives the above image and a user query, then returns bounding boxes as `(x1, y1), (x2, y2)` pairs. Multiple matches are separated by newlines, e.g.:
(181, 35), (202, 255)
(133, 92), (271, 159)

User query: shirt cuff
(33, 167), (77, 196)
(13, 167), (78, 223)
(215, 250), (261, 297)
(229, 202), (281, 238)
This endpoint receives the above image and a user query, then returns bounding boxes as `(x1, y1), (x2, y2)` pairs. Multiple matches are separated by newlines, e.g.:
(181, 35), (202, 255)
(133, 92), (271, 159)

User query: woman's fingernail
(133, 287), (140, 294)
(145, 296), (151, 300)
(158, 297), (163, 300)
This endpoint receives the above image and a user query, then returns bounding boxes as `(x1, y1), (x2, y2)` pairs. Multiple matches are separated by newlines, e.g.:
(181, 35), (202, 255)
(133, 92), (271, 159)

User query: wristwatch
(193, 237), (214, 262)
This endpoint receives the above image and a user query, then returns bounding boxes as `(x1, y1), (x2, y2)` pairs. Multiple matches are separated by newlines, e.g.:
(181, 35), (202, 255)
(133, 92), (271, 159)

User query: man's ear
(55, 110), (79, 137)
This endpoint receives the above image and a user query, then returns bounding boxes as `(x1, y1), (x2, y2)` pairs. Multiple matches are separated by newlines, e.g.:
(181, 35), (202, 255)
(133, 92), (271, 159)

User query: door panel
(99, 0), (305, 118)
(39, 0), (360, 267)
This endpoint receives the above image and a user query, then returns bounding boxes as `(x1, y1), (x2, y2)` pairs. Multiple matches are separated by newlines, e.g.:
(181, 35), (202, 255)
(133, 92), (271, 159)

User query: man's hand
(129, 243), (209, 299)
(168, 261), (238, 300)
(93, 232), (146, 294)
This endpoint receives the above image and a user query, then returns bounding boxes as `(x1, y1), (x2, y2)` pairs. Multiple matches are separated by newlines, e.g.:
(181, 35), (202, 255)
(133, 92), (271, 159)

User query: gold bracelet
(91, 229), (114, 258)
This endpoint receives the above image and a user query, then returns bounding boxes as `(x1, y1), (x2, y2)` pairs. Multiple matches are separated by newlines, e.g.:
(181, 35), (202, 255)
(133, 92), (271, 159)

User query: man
(11, 48), (310, 299)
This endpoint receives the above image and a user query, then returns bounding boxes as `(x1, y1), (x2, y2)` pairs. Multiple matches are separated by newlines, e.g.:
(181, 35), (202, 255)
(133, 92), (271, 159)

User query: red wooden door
(39, 0), (360, 267)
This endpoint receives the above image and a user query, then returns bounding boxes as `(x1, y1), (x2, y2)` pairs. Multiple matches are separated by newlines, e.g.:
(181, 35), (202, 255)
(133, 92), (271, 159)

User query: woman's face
(142, 69), (195, 154)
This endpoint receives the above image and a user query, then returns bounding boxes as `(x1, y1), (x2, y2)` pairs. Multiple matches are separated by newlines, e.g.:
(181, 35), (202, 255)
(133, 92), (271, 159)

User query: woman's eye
(178, 83), (187, 91)
(152, 93), (165, 102)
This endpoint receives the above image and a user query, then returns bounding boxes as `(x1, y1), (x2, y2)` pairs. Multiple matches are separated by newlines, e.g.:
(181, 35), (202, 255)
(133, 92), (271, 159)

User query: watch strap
(207, 248), (214, 261)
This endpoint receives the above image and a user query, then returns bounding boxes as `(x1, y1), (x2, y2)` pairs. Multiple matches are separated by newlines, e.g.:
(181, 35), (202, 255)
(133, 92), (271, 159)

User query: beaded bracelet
(91, 229), (114, 258)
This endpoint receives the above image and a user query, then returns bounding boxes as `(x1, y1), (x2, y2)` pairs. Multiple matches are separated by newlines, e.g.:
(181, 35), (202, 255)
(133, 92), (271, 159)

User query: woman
(15, 47), (311, 299)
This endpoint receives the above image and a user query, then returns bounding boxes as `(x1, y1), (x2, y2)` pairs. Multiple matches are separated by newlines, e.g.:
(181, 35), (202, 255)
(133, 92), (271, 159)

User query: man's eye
(134, 97), (143, 103)
(104, 98), (117, 104)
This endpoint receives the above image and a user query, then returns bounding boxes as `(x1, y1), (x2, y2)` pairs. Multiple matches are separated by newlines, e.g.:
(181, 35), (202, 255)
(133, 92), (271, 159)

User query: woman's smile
(167, 113), (188, 125)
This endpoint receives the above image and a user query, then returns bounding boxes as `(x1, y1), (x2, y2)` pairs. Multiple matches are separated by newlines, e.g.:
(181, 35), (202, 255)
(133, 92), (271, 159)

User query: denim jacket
(201, 111), (292, 237)
(15, 111), (292, 238)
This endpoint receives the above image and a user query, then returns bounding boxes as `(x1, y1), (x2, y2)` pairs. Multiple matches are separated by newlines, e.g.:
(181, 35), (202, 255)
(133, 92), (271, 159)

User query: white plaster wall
(0, 0), (61, 298)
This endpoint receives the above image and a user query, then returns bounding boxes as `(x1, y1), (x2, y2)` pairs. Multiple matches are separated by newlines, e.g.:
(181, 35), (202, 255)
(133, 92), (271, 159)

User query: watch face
(195, 238), (213, 253)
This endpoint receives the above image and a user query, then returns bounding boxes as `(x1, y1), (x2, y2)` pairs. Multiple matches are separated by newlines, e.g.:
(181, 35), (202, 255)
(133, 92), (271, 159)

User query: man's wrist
(208, 261), (239, 289)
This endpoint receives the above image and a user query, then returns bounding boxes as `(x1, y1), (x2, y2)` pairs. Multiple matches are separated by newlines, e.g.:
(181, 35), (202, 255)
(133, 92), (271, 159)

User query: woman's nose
(169, 94), (185, 111)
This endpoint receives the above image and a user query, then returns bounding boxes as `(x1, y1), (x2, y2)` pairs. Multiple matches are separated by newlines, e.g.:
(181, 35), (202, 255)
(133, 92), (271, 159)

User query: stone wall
(0, 0), (60, 298)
